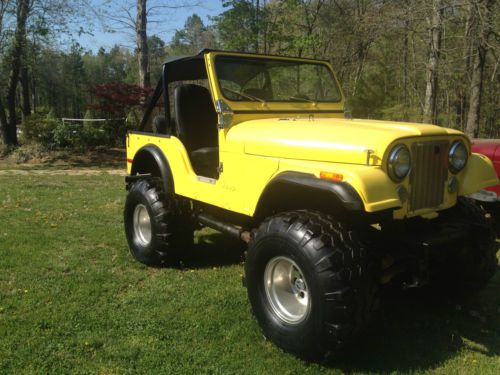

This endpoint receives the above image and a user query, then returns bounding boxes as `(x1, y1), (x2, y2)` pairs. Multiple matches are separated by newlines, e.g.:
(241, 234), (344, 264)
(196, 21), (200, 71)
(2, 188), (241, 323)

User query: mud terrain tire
(245, 210), (379, 360)
(124, 179), (193, 266)
(436, 197), (498, 290)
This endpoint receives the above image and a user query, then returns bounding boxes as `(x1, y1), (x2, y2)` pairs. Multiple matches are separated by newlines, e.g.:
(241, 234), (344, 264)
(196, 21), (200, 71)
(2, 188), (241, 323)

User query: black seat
(174, 84), (219, 178)
(152, 115), (167, 134)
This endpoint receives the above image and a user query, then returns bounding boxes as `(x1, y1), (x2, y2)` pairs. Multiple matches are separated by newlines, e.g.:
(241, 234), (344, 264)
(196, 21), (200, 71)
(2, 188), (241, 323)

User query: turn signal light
(320, 171), (343, 182)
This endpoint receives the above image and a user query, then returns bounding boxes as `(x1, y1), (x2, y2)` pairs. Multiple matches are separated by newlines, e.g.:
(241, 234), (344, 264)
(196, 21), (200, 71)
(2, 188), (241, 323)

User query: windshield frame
(213, 55), (343, 104)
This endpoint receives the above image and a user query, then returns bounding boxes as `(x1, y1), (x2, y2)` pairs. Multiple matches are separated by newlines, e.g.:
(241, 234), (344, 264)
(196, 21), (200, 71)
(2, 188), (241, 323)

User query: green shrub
(19, 112), (61, 147)
(19, 109), (120, 149)
(19, 109), (94, 149)
(82, 121), (107, 148)
(53, 121), (82, 148)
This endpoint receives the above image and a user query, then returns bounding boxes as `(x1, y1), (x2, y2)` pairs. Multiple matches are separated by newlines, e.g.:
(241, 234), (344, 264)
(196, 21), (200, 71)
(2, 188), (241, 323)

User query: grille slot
(409, 141), (449, 211)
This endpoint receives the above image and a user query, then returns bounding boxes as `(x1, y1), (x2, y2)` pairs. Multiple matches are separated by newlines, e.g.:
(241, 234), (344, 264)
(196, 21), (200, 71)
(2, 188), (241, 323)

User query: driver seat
(174, 84), (219, 178)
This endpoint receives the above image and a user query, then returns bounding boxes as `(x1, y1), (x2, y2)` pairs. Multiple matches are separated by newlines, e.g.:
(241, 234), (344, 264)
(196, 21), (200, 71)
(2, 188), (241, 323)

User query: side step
(197, 213), (251, 243)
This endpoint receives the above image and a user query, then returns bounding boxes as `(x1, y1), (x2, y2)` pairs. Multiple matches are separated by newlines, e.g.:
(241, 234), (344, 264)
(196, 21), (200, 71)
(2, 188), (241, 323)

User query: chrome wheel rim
(264, 256), (311, 324)
(133, 204), (152, 246)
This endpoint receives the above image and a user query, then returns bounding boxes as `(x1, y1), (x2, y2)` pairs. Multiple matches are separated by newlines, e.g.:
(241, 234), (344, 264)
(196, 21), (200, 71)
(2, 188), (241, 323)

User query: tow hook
(401, 276), (427, 290)
(240, 231), (251, 243)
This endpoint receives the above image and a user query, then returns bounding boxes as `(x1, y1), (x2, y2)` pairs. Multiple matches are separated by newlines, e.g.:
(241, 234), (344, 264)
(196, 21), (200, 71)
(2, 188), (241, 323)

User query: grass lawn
(0, 172), (499, 374)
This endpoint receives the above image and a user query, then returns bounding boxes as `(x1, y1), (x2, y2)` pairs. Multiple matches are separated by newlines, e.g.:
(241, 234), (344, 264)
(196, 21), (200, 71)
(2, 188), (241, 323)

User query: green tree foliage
(212, 1), (261, 52)
(169, 14), (217, 55)
(1, 0), (499, 148)
(212, 0), (499, 135)
(148, 35), (167, 82)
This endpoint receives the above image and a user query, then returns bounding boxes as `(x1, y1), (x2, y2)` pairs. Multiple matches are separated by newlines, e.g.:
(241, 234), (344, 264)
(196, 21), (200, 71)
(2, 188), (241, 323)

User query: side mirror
(153, 115), (167, 134)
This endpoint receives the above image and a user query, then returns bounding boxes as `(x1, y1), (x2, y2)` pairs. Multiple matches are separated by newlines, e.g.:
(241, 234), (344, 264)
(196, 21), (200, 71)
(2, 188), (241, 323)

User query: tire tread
(247, 209), (379, 359)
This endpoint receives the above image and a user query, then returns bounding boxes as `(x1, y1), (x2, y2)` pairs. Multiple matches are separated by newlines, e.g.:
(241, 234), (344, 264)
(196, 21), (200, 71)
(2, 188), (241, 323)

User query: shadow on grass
(177, 230), (246, 269)
(328, 286), (500, 373)
(169, 231), (499, 372)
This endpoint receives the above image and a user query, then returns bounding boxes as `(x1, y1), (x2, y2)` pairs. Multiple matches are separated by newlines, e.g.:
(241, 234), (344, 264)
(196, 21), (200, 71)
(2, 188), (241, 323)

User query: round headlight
(449, 141), (468, 173)
(388, 144), (411, 181)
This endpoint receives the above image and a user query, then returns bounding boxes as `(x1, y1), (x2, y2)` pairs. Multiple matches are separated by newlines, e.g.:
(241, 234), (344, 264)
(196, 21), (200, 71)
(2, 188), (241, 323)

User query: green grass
(0, 173), (499, 374)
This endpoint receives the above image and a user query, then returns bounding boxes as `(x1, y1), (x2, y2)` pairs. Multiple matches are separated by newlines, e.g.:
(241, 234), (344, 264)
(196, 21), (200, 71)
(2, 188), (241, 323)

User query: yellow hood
(226, 117), (463, 165)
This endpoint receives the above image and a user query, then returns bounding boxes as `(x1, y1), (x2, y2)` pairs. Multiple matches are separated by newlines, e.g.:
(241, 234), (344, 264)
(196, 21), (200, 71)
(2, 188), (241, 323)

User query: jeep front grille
(409, 140), (449, 211)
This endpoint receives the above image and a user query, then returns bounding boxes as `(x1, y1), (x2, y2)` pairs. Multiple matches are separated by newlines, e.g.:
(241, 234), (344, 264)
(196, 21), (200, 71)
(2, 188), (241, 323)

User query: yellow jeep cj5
(124, 49), (498, 359)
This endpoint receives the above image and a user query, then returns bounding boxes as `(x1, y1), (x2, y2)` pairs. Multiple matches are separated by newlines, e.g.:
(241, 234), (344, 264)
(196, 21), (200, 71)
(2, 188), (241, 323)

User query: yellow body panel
(126, 133), (280, 215)
(127, 128), (498, 219)
(459, 153), (498, 196)
(127, 51), (499, 220)
(225, 117), (463, 165)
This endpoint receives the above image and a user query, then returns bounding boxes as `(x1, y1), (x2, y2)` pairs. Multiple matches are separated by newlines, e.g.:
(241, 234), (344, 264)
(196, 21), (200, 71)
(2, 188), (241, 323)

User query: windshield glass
(215, 56), (342, 103)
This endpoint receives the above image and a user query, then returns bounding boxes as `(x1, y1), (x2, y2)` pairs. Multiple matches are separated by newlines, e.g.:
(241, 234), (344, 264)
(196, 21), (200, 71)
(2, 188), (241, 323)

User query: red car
(471, 140), (500, 197)
(471, 139), (500, 230)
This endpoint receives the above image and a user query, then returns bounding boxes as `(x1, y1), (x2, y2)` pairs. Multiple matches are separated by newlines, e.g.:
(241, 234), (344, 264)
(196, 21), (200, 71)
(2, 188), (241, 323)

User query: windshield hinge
(365, 149), (375, 165)
(217, 162), (224, 174)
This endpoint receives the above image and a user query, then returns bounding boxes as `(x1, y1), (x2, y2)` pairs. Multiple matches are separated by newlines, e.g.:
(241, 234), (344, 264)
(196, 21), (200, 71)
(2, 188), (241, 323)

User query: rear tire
(124, 178), (193, 266)
(245, 210), (379, 360)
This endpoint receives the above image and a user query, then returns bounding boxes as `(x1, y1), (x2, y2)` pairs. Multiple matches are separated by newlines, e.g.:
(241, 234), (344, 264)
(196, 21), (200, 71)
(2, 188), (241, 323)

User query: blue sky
(76, 0), (225, 52)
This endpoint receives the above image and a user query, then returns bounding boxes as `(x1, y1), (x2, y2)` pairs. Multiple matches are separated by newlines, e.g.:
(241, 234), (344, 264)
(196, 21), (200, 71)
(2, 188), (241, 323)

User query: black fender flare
(254, 171), (364, 219)
(130, 144), (174, 194)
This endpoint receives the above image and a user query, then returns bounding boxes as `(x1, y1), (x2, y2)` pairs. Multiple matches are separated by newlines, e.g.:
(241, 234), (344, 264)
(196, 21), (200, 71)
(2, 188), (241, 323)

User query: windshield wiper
(223, 87), (266, 103)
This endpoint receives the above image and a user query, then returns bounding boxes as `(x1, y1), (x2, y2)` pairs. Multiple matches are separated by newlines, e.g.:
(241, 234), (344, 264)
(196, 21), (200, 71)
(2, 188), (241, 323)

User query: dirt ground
(0, 168), (126, 175)
(0, 147), (126, 175)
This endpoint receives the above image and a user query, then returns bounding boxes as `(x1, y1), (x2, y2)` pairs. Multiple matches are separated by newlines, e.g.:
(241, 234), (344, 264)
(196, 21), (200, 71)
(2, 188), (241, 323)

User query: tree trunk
(465, 0), (495, 138)
(352, 46), (368, 96)
(0, 98), (8, 145)
(254, 0), (260, 53)
(262, 0), (268, 53)
(31, 73), (36, 114)
(136, 0), (149, 89)
(3, 0), (30, 146)
(403, 18), (409, 115)
(21, 64), (31, 120)
(458, 1), (474, 130)
(423, 0), (443, 124)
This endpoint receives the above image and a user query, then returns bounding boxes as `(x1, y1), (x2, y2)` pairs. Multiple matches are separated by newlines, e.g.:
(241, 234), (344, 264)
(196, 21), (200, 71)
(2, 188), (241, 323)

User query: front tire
(245, 210), (379, 360)
(124, 179), (193, 266)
